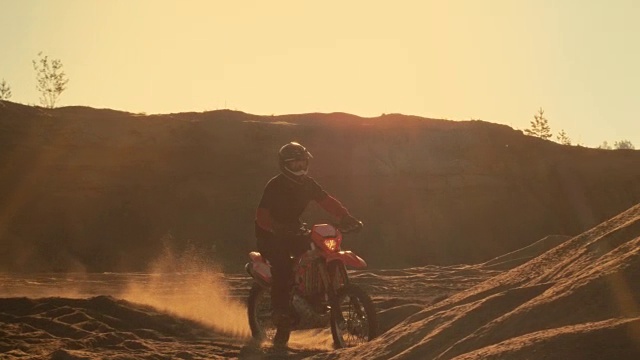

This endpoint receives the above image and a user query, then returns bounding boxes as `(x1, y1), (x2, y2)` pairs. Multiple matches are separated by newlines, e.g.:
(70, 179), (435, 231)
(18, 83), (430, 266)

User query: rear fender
(246, 252), (272, 287)
(326, 251), (367, 268)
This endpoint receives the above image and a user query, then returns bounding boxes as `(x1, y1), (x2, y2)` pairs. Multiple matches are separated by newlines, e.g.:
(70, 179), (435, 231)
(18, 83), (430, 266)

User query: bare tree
(524, 107), (552, 140)
(32, 52), (69, 108)
(0, 78), (11, 100)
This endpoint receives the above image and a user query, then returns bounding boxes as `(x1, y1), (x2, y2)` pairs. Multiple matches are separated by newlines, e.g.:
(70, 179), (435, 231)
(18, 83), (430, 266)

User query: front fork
(318, 261), (349, 325)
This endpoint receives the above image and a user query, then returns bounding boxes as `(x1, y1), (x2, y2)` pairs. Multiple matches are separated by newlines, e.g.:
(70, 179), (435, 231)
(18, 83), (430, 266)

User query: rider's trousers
(256, 233), (309, 315)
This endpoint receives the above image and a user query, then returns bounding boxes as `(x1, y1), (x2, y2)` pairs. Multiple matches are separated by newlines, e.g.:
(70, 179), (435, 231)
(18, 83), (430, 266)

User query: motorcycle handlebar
(337, 220), (364, 234)
(279, 221), (364, 236)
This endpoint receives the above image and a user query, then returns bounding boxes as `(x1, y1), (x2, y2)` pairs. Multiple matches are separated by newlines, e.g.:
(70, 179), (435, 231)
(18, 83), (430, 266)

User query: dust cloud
(120, 245), (337, 350)
(120, 244), (251, 338)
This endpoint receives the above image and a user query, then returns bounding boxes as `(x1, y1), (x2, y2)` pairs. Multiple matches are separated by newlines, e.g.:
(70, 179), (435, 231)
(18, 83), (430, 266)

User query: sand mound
(0, 255), (500, 359)
(2, 203), (639, 358)
(312, 203), (640, 359)
(480, 234), (571, 270)
(0, 294), (336, 359)
(0, 295), (245, 359)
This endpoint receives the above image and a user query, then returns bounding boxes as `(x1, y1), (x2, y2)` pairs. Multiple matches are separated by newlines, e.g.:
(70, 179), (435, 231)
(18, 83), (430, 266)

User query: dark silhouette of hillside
(1, 101), (640, 272)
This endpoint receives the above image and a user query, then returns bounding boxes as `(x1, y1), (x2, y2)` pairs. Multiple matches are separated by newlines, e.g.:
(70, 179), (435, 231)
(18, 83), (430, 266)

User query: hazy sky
(1, 0), (639, 147)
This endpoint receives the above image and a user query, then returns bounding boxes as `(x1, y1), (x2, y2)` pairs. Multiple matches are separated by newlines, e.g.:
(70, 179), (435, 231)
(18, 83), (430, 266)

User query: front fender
(326, 250), (367, 268)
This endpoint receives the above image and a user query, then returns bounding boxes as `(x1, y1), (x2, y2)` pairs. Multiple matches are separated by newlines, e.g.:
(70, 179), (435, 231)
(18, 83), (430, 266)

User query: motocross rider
(255, 141), (361, 346)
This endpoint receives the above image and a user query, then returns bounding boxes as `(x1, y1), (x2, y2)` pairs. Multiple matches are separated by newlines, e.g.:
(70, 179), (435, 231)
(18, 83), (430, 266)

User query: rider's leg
(270, 232), (310, 316)
(257, 236), (294, 321)
(258, 233), (311, 346)
(270, 254), (294, 320)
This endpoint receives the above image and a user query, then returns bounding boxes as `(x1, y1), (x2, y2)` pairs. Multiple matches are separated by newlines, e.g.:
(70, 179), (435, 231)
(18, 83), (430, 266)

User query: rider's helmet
(279, 141), (313, 180)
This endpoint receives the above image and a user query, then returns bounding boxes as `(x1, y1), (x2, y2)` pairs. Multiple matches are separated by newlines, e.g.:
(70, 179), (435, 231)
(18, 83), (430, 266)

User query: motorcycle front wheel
(330, 283), (378, 348)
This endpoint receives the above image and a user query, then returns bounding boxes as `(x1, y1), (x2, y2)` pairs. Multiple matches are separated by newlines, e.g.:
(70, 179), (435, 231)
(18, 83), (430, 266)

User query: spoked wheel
(247, 283), (277, 341)
(330, 284), (378, 348)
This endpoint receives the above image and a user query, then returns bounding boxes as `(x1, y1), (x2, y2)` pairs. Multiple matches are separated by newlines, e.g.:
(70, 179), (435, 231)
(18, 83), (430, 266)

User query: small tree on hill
(556, 129), (572, 145)
(614, 140), (635, 150)
(0, 78), (11, 100)
(598, 141), (612, 150)
(32, 51), (69, 108)
(524, 107), (552, 140)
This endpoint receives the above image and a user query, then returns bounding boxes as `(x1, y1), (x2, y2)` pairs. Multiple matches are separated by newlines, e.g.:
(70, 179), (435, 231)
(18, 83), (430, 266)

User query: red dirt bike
(245, 222), (378, 348)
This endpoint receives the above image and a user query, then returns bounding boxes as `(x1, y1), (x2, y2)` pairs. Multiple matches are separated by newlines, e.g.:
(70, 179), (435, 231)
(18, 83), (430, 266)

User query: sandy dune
(311, 203), (640, 359)
(1, 203), (639, 359)
(0, 262), (497, 358)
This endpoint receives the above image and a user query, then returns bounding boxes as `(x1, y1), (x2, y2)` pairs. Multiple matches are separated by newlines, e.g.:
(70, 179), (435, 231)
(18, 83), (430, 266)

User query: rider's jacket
(255, 174), (349, 240)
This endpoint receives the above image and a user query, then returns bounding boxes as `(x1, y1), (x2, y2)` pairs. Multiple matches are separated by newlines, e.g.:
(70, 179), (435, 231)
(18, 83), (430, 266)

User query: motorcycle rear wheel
(330, 283), (378, 348)
(247, 283), (278, 342)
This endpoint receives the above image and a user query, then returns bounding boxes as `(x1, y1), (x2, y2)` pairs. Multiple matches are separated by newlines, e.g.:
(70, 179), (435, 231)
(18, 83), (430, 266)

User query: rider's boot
(272, 282), (295, 347)
(272, 312), (292, 347)
(273, 327), (290, 347)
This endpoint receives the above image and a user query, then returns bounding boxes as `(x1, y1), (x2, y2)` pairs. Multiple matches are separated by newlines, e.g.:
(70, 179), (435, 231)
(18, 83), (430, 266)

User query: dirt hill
(1, 101), (640, 272)
(312, 203), (640, 359)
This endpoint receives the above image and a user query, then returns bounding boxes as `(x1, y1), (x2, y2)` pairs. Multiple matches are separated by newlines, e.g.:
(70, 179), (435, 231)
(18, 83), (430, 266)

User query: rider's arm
(308, 178), (361, 227)
(317, 195), (350, 220)
(308, 178), (352, 220)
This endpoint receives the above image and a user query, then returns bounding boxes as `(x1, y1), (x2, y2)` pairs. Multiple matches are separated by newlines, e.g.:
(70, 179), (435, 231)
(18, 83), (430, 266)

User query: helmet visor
(285, 159), (309, 172)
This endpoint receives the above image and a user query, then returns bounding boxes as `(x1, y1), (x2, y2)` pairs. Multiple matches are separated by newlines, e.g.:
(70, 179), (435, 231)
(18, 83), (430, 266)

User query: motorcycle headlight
(323, 238), (338, 252)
